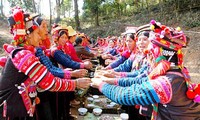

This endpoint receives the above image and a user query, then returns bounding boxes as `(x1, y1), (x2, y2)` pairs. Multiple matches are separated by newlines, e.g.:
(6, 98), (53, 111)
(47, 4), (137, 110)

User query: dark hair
(127, 33), (135, 40)
(74, 37), (82, 46)
(57, 30), (67, 40)
(88, 40), (92, 44)
(138, 31), (149, 37)
(35, 17), (43, 26)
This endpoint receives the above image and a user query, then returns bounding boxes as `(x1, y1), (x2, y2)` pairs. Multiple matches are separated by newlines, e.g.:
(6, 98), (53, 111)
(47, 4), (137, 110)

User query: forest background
(0, 0), (200, 82)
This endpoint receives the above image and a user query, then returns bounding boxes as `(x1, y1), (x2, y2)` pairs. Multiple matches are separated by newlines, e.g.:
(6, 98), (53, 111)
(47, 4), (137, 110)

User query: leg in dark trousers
(36, 91), (53, 120)
(65, 92), (72, 119)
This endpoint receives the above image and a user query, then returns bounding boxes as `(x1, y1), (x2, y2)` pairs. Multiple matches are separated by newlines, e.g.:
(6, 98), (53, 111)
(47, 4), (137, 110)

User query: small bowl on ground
(92, 95), (99, 99)
(120, 113), (129, 120)
(87, 97), (94, 102)
(78, 108), (88, 116)
(93, 108), (102, 116)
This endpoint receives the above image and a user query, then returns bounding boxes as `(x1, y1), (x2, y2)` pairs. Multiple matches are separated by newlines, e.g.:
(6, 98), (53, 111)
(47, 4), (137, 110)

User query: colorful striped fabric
(100, 75), (172, 107)
(114, 58), (133, 72)
(100, 81), (160, 106)
(117, 74), (148, 87)
(35, 47), (66, 78)
(109, 56), (128, 69)
(126, 65), (148, 77)
(12, 49), (76, 92)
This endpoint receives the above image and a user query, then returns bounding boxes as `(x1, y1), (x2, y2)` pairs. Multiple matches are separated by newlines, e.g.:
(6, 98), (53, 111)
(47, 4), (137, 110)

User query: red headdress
(7, 6), (38, 46)
(148, 20), (200, 103)
(51, 24), (68, 43)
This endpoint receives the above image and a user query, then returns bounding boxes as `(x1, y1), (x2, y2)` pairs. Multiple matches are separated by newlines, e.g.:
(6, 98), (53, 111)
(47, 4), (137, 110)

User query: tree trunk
(49, 0), (52, 30)
(32, 0), (36, 13)
(141, 0), (144, 9)
(175, 0), (180, 21)
(55, 0), (62, 23)
(74, 0), (81, 30)
(124, 3), (126, 15)
(95, 9), (99, 26)
(0, 0), (4, 17)
(117, 2), (120, 17)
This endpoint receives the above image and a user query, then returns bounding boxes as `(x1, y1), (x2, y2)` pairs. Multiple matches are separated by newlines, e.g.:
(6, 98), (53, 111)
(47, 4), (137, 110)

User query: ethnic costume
(0, 7), (77, 120)
(0, 47), (76, 119)
(96, 21), (200, 120)
(106, 50), (132, 69)
(50, 26), (85, 70)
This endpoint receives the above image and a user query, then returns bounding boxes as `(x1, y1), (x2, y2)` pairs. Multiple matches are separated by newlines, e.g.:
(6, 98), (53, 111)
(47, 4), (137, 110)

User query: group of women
(0, 6), (200, 120)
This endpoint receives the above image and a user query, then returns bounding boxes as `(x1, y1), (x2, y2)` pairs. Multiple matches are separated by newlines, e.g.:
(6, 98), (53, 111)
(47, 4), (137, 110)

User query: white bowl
(87, 97), (94, 102)
(93, 95), (99, 99)
(93, 108), (102, 116)
(87, 103), (95, 107)
(120, 113), (129, 120)
(93, 99), (100, 103)
(107, 104), (114, 108)
(78, 108), (88, 116)
(110, 102), (117, 106)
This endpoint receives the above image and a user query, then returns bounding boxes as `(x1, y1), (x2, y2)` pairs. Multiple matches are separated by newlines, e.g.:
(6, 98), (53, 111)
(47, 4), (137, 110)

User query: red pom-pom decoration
(160, 25), (166, 30)
(186, 90), (197, 99)
(194, 84), (200, 94)
(32, 25), (37, 30)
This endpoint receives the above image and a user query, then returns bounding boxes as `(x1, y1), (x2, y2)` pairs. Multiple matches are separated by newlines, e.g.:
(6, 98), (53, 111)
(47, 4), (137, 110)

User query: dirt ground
(182, 28), (200, 83)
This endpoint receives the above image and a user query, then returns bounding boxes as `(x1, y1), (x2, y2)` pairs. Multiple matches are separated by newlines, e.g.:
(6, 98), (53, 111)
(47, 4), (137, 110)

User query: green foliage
(60, 17), (76, 26)
(7, 0), (36, 13)
(180, 12), (200, 28)
(60, 0), (72, 17)
(83, 0), (104, 14)
(80, 0), (200, 38)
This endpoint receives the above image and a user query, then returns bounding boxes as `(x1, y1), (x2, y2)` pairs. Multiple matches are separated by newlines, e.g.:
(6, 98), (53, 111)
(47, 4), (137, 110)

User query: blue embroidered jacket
(35, 47), (66, 78)
(52, 50), (82, 69)
(99, 72), (200, 120)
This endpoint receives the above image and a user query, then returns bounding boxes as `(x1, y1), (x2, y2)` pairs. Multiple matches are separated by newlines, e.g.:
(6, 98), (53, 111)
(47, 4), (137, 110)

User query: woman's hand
(91, 78), (103, 88)
(76, 78), (91, 89)
(84, 61), (93, 69)
(71, 69), (88, 78)
(105, 59), (114, 65)
(102, 70), (119, 78)
(102, 78), (116, 84)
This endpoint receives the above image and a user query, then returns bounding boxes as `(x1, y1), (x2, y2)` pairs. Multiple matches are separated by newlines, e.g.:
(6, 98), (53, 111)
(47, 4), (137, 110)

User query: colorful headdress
(7, 6), (38, 46)
(148, 20), (200, 103)
(150, 20), (187, 50)
(51, 24), (68, 42)
(67, 26), (76, 36)
(149, 20), (188, 68)
(135, 24), (151, 38)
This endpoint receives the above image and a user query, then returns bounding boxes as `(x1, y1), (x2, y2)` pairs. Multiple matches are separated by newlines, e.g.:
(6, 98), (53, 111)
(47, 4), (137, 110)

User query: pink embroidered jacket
(64, 41), (82, 62)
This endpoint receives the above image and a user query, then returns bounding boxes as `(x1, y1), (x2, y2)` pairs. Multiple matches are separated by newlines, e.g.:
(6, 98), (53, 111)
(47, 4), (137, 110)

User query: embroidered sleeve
(109, 56), (128, 69)
(100, 81), (160, 106)
(125, 65), (148, 77)
(118, 74), (148, 87)
(109, 48), (117, 56)
(114, 58), (133, 72)
(53, 50), (82, 69)
(99, 75), (172, 106)
(35, 47), (70, 78)
(12, 49), (76, 92)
